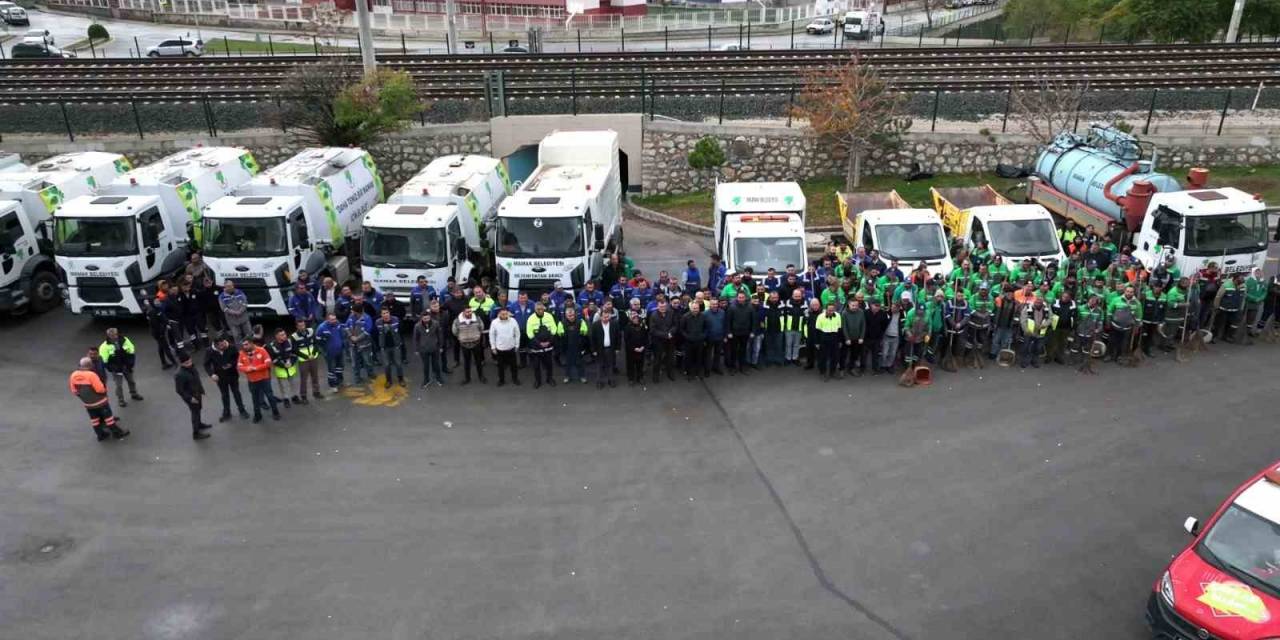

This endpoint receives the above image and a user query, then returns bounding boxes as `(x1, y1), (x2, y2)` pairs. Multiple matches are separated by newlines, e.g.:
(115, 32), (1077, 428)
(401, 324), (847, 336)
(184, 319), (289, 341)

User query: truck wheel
(28, 271), (60, 313)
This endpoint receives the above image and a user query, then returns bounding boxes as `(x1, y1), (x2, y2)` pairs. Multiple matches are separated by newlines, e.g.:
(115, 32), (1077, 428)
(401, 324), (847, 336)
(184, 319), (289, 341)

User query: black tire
(28, 271), (60, 313)
(184, 51), (196, 57)
(147, 51), (159, 58)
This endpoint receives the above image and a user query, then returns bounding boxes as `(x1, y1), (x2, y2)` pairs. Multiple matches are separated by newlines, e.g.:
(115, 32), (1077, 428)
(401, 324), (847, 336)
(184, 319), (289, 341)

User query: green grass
(204, 37), (355, 55)
(634, 165), (1280, 228)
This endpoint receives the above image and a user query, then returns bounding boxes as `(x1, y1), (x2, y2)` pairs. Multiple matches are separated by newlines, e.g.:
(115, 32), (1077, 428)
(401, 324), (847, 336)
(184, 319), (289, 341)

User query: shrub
(978, 127), (991, 136)
(87, 24), (109, 41)
(687, 136), (726, 171)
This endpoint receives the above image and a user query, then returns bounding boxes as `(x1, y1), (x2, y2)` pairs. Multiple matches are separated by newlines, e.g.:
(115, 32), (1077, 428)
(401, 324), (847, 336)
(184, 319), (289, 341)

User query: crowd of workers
(69, 230), (1280, 442)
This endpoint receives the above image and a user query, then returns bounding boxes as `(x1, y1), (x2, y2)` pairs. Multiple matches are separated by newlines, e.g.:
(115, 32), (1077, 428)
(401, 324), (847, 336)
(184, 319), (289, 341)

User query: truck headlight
(570, 263), (585, 289)
(1160, 571), (1175, 607)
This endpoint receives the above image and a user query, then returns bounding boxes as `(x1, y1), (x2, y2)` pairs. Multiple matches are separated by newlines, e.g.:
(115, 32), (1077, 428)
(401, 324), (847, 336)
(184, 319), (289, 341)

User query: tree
(921, 0), (935, 29)
(275, 61), (423, 147)
(307, 2), (349, 50)
(686, 136), (726, 189)
(1100, 0), (1222, 42)
(792, 60), (911, 190)
(1010, 76), (1087, 145)
(87, 24), (109, 41)
(1003, 0), (1091, 39)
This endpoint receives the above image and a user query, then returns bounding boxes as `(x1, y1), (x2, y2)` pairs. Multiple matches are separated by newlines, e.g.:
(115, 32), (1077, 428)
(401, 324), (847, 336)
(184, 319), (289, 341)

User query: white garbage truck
(713, 182), (807, 276)
(360, 154), (511, 297)
(55, 146), (260, 317)
(492, 130), (623, 297)
(201, 147), (383, 317)
(0, 152), (132, 314)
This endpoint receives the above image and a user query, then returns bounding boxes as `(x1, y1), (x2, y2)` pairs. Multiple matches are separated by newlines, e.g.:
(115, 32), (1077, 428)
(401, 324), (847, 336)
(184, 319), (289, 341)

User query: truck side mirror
(1183, 517), (1201, 536)
(454, 237), (467, 257)
(593, 224), (604, 250)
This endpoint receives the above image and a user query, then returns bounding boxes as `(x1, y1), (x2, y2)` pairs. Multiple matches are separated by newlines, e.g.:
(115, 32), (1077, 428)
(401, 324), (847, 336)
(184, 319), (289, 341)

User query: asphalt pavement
(1, 218), (1277, 639)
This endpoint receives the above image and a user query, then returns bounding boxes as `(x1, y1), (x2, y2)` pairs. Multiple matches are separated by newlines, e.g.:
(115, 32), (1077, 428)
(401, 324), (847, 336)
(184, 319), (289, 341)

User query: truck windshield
(1197, 504), (1280, 599)
(734, 237), (805, 273)
(1184, 211), (1269, 257)
(495, 217), (583, 258)
(848, 16), (863, 24)
(876, 223), (948, 261)
(54, 217), (136, 257)
(362, 227), (447, 268)
(203, 217), (287, 257)
(987, 218), (1060, 257)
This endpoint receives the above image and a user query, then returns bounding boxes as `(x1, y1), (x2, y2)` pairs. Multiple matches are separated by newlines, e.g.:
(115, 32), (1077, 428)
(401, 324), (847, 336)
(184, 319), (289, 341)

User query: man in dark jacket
(647, 299), (677, 383)
(840, 297), (867, 376)
(145, 296), (177, 369)
(704, 298), (726, 375)
(679, 300), (710, 379)
(760, 292), (785, 366)
(204, 334), (249, 421)
(725, 292), (755, 375)
(863, 300), (890, 373)
(590, 308), (623, 388)
(174, 350), (211, 440)
(412, 311), (445, 388)
(623, 311), (648, 384)
(560, 306), (589, 383)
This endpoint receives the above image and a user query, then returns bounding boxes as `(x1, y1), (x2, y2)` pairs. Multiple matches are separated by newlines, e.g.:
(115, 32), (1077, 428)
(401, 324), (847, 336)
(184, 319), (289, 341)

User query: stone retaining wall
(640, 120), (1280, 195)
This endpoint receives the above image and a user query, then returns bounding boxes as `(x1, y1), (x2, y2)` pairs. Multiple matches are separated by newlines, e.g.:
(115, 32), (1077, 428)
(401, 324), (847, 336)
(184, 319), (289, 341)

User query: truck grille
(77, 277), (123, 303)
(230, 278), (271, 305)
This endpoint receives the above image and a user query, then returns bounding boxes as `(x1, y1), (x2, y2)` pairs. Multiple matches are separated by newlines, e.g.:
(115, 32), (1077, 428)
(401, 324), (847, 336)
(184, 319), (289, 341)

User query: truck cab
(361, 154), (510, 297)
(714, 182), (807, 276)
(0, 152), (131, 313)
(493, 130), (623, 297)
(838, 190), (954, 275)
(56, 146), (259, 317)
(933, 186), (1065, 268)
(202, 148), (382, 317)
(1135, 187), (1272, 278)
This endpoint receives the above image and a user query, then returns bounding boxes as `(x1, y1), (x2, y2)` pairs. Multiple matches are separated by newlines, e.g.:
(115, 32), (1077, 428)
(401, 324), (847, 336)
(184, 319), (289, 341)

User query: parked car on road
(500, 45), (529, 54)
(10, 42), (74, 59)
(1, 3), (29, 25)
(22, 29), (54, 46)
(717, 43), (748, 51)
(146, 37), (204, 57)
(806, 18), (835, 35)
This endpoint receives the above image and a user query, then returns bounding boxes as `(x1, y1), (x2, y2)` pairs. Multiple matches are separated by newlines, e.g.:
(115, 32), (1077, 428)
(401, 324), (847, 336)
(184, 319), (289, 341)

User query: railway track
(1, 43), (1276, 104)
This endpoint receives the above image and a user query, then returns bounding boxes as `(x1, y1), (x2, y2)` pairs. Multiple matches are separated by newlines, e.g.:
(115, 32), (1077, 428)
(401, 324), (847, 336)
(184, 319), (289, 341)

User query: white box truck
(714, 182), (807, 275)
(55, 146), (260, 317)
(361, 154), (511, 297)
(932, 185), (1066, 268)
(838, 190), (954, 275)
(492, 130), (623, 297)
(842, 8), (882, 40)
(0, 152), (132, 314)
(202, 148), (383, 317)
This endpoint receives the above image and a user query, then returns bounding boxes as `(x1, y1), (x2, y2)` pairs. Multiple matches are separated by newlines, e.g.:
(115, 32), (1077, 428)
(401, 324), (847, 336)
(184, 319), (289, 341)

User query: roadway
(1, 218), (1277, 639)
(8, 4), (984, 59)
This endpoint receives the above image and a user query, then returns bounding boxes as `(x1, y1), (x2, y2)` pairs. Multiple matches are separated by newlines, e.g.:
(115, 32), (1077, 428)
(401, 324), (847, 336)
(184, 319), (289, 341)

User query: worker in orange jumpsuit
(69, 357), (130, 442)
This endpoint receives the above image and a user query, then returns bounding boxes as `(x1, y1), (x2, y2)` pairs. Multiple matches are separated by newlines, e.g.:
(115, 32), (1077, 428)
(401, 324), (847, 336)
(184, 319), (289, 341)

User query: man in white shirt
(489, 308), (522, 386)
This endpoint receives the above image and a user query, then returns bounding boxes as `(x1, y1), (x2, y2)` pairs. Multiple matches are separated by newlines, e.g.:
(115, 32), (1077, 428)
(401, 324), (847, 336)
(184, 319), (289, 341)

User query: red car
(1148, 460), (1280, 639)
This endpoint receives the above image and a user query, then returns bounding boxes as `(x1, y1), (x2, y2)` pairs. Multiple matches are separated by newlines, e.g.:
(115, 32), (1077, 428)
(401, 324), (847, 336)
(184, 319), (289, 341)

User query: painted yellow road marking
(340, 374), (409, 407)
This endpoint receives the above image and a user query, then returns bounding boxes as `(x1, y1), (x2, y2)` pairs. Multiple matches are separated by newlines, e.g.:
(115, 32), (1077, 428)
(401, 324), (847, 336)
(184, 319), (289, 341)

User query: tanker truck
(837, 190), (955, 276)
(1028, 124), (1273, 277)
(360, 154), (511, 298)
(201, 148), (383, 318)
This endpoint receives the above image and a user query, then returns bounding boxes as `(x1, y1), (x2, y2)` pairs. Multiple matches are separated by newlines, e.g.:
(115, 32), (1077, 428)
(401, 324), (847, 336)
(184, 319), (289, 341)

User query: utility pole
(445, 0), (459, 54)
(355, 0), (376, 72)
(1226, 0), (1246, 43)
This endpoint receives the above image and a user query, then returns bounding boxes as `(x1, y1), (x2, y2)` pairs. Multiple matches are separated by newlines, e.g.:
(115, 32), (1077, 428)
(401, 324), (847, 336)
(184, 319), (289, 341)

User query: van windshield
(55, 217), (136, 257)
(495, 216), (584, 258)
(203, 217), (287, 257)
(733, 237), (805, 273)
(876, 223), (947, 261)
(362, 227), (448, 268)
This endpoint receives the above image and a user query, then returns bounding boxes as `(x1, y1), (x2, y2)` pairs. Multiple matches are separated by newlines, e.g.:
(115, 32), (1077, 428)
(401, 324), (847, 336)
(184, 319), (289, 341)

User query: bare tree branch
(1010, 76), (1087, 145)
